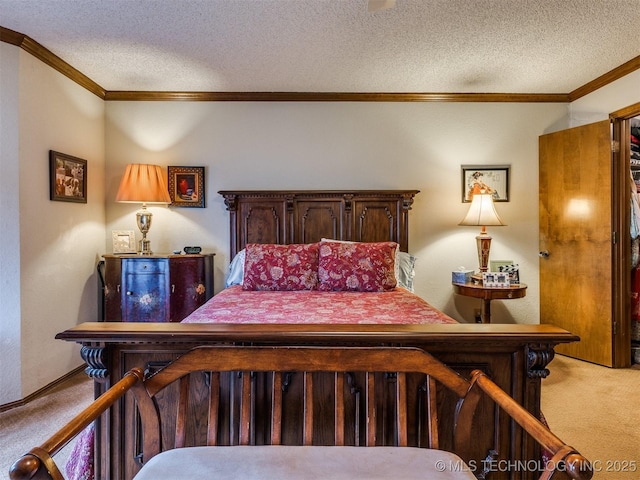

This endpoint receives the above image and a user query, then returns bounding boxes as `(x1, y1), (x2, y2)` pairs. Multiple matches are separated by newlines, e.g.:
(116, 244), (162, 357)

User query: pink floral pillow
(318, 240), (398, 292)
(243, 243), (319, 291)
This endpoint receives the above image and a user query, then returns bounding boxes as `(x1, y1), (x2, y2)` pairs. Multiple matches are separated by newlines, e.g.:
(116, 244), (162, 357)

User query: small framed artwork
(112, 230), (137, 254)
(461, 164), (510, 202)
(49, 150), (87, 203)
(167, 166), (205, 208)
(490, 260), (520, 285)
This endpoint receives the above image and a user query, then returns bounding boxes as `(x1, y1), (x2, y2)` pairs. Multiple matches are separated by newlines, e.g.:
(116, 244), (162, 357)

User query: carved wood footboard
(47, 322), (582, 480)
(10, 343), (592, 480)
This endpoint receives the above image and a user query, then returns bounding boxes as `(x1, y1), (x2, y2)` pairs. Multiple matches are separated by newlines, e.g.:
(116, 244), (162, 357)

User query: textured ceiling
(1, 0), (639, 94)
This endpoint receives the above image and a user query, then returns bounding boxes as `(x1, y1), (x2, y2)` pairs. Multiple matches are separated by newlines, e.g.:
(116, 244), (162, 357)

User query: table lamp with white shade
(459, 189), (505, 274)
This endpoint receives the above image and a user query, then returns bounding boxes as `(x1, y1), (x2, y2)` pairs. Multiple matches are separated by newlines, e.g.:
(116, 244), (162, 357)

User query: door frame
(610, 101), (640, 367)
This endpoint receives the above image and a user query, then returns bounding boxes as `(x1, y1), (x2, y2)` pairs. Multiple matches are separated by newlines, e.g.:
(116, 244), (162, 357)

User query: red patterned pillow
(243, 243), (319, 291)
(318, 240), (398, 292)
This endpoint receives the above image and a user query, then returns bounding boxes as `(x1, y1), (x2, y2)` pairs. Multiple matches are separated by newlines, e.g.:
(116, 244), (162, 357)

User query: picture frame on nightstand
(490, 260), (519, 285)
(483, 272), (510, 288)
(112, 230), (136, 254)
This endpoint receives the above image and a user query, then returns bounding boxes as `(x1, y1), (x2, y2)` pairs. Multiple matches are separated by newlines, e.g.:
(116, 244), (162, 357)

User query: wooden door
(539, 120), (617, 366)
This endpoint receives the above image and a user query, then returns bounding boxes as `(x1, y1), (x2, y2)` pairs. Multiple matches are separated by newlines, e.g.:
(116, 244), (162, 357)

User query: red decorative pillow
(318, 240), (398, 292)
(243, 243), (319, 291)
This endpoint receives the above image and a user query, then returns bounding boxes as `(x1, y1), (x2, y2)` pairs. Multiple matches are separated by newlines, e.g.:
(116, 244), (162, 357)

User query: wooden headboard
(219, 190), (419, 258)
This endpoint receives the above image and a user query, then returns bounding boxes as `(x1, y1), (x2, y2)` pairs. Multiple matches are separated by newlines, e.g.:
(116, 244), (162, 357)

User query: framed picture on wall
(49, 150), (87, 203)
(167, 166), (205, 208)
(461, 164), (510, 202)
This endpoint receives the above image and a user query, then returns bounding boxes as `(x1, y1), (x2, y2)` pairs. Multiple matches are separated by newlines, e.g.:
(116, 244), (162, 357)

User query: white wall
(12, 49), (105, 399)
(0, 43), (22, 404)
(570, 70), (640, 125)
(105, 101), (569, 324)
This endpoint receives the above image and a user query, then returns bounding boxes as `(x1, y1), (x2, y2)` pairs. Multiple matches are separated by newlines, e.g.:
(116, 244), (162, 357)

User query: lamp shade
(116, 164), (171, 204)
(459, 193), (505, 227)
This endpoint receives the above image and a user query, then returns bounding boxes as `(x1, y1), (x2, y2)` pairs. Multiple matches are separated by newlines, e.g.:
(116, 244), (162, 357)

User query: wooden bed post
(221, 193), (239, 258)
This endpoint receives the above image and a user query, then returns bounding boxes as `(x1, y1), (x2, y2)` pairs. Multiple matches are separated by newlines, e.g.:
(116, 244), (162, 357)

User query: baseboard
(0, 365), (86, 413)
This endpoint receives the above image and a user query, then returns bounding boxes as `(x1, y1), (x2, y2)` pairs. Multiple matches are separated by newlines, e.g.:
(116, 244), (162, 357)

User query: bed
(52, 190), (579, 480)
(180, 190), (457, 326)
(183, 190), (457, 326)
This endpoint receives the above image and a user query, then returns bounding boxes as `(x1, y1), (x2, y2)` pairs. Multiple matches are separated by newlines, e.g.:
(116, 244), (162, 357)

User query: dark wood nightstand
(103, 253), (214, 322)
(452, 281), (527, 323)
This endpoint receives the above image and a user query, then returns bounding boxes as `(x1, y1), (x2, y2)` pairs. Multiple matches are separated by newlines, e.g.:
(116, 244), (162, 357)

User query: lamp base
(136, 205), (153, 255)
(138, 237), (152, 255)
(475, 227), (492, 273)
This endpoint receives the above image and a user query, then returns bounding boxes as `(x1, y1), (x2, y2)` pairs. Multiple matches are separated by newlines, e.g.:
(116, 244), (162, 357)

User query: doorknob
(539, 250), (550, 258)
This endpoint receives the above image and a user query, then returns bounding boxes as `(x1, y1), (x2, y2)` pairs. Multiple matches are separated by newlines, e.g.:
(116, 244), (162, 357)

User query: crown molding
(1, 25), (637, 104)
(569, 54), (640, 102)
(0, 25), (24, 46)
(104, 90), (570, 102)
(1, 26), (105, 99)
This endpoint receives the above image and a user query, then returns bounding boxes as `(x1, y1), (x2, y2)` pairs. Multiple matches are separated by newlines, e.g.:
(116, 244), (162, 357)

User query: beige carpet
(542, 355), (640, 480)
(1, 356), (638, 479)
(0, 372), (93, 479)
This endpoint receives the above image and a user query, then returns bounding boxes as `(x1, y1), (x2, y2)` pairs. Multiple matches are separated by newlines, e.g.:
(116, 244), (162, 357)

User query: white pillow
(395, 251), (417, 292)
(225, 249), (246, 288)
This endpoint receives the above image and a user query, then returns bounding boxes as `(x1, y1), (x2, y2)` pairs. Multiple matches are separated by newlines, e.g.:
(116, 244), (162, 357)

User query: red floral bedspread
(182, 285), (457, 324)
